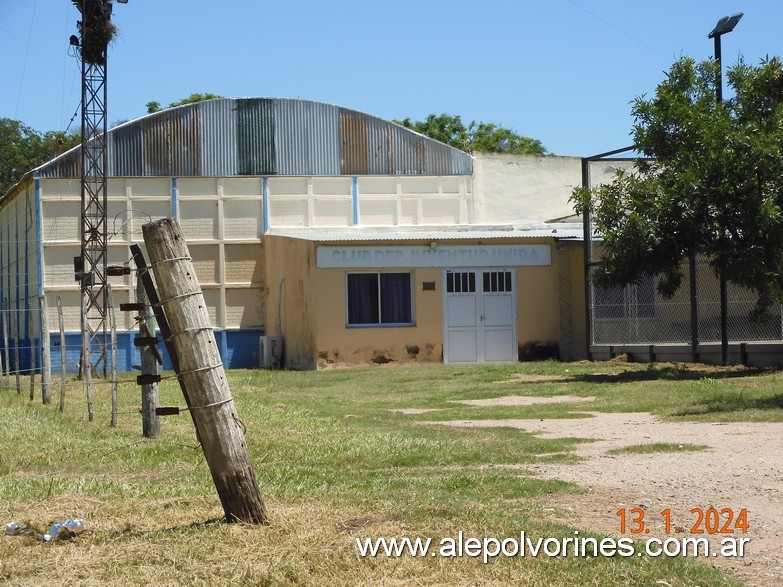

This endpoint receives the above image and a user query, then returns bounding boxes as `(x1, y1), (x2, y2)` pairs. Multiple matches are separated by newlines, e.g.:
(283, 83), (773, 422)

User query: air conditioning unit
(259, 336), (283, 368)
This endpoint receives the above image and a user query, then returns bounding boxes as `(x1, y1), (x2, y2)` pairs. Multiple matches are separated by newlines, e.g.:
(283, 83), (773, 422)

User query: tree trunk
(141, 218), (268, 524)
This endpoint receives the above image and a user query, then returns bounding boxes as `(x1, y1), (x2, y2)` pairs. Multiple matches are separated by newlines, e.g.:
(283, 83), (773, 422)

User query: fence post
(41, 295), (51, 404)
(82, 291), (93, 421)
(2, 302), (9, 386)
(142, 218), (268, 524)
(108, 285), (118, 427)
(29, 303), (35, 401)
(29, 320), (36, 401)
(57, 297), (66, 412)
(690, 254), (699, 363)
(13, 304), (20, 395)
(136, 273), (160, 438)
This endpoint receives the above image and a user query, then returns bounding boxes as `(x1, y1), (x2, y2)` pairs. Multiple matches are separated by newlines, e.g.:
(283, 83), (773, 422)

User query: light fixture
(708, 13), (743, 39)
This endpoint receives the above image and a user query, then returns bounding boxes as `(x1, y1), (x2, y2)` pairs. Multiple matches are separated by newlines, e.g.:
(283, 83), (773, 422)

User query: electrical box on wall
(259, 336), (283, 368)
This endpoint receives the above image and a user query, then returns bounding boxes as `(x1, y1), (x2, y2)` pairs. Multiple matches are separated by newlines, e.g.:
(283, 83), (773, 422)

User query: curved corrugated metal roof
(34, 98), (473, 179)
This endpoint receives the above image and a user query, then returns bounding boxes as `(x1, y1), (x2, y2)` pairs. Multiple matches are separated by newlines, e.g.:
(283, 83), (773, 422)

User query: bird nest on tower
(73, 0), (118, 66)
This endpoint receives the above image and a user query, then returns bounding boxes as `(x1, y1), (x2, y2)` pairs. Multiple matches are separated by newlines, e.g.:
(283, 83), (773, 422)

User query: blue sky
(2, 1), (780, 157)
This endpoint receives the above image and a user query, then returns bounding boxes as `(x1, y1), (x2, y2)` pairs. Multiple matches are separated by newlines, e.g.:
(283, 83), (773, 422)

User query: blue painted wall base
(5, 329), (264, 375)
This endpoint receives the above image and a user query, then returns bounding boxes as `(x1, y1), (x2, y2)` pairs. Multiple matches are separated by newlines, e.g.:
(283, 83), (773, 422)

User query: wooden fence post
(142, 218), (268, 524)
(13, 305), (20, 395)
(29, 305), (35, 401)
(108, 285), (118, 427)
(2, 302), (9, 386)
(41, 295), (51, 405)
(57, 297), (66, 412)
(136, 273), (160, 438)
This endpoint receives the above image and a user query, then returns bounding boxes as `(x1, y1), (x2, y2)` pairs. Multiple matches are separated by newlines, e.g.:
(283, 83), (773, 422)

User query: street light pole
(708, 12), (742, 367)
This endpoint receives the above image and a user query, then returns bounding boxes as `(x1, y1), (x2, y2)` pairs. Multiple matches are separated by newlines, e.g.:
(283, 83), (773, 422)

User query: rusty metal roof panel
(139, 106), (202, 176)
(339, 108), (372, 175)
(339, 109), (401, 175)
(33, 98), (473, 180)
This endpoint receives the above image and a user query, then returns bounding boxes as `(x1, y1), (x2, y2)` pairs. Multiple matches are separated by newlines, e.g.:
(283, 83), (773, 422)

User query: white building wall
(266, 175), (472, 229)
(39, 177), (265, 333)
(472, 152), (636, 224)
(0, 181), (40, 370)
(472, 153), (583, 223)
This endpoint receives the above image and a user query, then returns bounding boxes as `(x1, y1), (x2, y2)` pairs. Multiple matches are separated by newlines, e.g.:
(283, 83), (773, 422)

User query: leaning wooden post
(142, 218), (268, 524)
(57, 297), (66, 412)
(108, 285), (118, 427)
(40, 295), (52, 405)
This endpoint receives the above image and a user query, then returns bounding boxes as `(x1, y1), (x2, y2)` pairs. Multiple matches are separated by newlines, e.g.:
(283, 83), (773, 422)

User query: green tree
(572, 56), (783, 318)
(395, 113), (546, 155)
(147, 93), (223, 114)
(0, 119), (80, 194)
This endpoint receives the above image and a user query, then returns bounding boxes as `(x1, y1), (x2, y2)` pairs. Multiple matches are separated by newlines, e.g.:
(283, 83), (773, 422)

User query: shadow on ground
(673, 392), (783, 416)
(568, 365), (770, 384)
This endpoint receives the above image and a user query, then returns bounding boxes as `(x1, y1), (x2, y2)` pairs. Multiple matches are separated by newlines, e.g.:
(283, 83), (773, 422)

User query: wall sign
(316, 244), (551, 268)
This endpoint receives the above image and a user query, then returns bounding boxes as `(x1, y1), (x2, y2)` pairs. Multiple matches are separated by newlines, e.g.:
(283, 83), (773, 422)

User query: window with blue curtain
(347, 272), (412, 326)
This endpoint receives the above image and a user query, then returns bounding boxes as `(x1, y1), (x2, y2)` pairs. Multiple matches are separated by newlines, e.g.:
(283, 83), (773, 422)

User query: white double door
(443, 268), (517, 363)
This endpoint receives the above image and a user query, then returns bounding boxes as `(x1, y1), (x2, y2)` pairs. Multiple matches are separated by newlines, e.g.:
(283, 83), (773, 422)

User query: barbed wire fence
(0, 293), (148, 417)
(0, 207), (172, 416)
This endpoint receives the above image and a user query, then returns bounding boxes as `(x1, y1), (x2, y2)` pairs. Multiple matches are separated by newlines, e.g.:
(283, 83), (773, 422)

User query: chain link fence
(583, 155), (783, 356)
(589, 258), (783, 346)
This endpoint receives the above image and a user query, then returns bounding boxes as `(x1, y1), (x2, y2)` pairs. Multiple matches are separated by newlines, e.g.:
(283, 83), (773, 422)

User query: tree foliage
(395, 113), (547, 155)
(572, 56), (783, 318)
(146, 93), (224, 114)
(0, 119), (80, 195)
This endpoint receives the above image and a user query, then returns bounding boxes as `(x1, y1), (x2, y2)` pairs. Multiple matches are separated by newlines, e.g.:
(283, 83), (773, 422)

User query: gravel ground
(430, 407), (783, 586)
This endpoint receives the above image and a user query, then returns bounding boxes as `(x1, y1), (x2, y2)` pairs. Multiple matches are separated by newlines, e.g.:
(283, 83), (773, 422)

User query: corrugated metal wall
(236, 99), (275, 176)
(36, 98), (473, 179)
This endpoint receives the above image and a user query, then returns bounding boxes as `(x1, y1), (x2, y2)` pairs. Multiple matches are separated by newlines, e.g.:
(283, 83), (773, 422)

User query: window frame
(345, 271), (415, 328)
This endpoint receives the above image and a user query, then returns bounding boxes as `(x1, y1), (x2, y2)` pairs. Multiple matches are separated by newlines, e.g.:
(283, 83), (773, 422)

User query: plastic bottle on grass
(43, 519), (87, 542)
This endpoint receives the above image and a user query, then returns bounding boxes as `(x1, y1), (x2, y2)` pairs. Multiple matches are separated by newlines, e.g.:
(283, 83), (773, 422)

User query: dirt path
(431, 410), (783, 586)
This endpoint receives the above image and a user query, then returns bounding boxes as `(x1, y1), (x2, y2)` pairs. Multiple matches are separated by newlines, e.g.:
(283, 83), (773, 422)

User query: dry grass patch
(450, 395), (595, 407)
(387, 408), (441, 415)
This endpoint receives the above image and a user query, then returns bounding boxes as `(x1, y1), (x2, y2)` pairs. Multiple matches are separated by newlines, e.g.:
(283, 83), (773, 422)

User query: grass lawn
(0, 360), (778, 585)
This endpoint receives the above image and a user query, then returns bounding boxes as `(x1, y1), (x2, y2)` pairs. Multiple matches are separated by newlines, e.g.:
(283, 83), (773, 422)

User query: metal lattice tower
(80, 56), (109, 377)
(76, 0), (113, 383)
